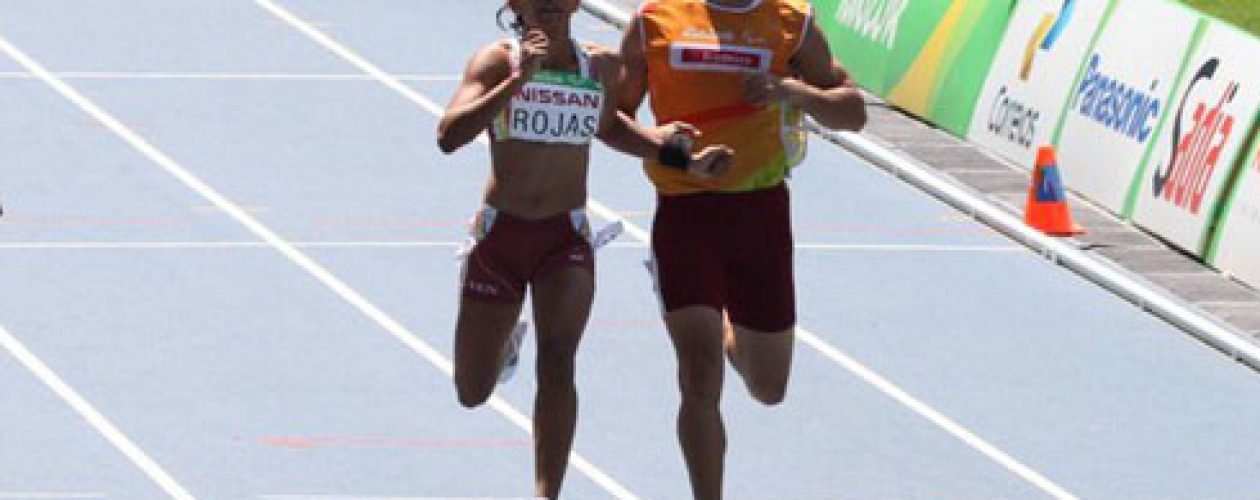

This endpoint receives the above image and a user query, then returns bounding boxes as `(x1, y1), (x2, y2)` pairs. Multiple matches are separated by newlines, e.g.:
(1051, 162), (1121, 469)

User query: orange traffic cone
(1025, 145), (1084, 236)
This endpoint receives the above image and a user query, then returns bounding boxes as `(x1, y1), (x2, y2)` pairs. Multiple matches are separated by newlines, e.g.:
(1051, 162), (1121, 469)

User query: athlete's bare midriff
(485, 140), (589, 219)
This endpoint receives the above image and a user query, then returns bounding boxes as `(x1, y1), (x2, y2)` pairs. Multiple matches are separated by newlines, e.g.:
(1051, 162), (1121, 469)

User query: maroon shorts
(461, 207), (594, 303)
(651, 183), (795, 332)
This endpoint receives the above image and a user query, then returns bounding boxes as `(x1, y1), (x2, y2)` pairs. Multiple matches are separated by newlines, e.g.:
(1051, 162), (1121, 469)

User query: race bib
(498, 70), (603, 145)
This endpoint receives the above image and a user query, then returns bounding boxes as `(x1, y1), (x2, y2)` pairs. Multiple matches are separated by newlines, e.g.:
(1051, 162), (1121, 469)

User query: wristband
(658, 133), (692, 170)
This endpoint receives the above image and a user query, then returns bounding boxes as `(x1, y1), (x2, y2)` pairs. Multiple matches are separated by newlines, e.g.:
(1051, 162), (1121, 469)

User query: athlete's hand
(657, 122), (732, 179)
(741, 71), (799, 106)
(657, 121), (701, 142)
(518, 29), (549, 78)
(688, 145), (734, 179)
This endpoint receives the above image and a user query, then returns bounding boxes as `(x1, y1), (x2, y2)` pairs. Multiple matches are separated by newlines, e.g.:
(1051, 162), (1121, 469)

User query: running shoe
(498, 321), (528, 383)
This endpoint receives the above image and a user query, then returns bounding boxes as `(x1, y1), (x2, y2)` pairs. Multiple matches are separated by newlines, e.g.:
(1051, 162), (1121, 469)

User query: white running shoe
(498, 321), (528, 383)
(592, 220), (624, 250)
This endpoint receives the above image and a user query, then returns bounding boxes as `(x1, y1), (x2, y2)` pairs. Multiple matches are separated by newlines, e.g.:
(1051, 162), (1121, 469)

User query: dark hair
(496, 4), (526, 37)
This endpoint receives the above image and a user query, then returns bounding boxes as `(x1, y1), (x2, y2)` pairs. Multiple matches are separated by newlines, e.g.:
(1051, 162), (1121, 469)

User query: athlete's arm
(436, 35), (546, 153)
(599, 30), (733, 177)
(614, 14), (650, 125)
(741, 19), (866, 132)
(590, 46), (661, 157)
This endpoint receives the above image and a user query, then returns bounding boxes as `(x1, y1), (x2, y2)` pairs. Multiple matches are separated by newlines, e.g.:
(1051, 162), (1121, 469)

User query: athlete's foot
(497, 321), (529, 383)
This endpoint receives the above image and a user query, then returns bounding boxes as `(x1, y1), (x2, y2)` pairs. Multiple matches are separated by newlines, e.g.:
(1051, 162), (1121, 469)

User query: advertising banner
(1054, 0), (1202, 213)
(811, 0), (905, 93)
(968, 0), (1112, 169)
(813, 0), (1015, 135)
(1130, 21), (1260, 255)
(1208, 125), (1260, 289)
(883, 0), (1014, 135)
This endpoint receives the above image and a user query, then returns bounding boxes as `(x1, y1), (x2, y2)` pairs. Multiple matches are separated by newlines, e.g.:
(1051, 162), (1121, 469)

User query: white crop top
(491, 38), (604, 145)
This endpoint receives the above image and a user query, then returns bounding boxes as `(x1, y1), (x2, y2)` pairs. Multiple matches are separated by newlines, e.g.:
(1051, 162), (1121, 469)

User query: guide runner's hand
(741, 71), (797, 106)
(688, 145), (735, 180)
(658, 122), (733, 179)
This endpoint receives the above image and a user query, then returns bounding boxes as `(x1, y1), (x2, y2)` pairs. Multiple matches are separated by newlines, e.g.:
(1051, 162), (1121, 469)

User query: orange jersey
(639, 0), (812, 194)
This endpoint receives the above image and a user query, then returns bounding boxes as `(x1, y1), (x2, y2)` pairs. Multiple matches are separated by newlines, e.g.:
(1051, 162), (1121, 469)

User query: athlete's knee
(730, 324), (792, 406)
(664, 307), (725, 405)
(536, 337), (578, 388)
(743, 352), (790, 406)
(454, 373), (494, 408)
(677, 356), (723, 406)
(457, 391), (489, 409)
(748, 379), (788, 406)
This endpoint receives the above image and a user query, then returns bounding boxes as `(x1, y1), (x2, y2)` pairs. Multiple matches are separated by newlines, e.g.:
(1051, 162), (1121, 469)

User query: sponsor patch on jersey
(669, 42), (771, 73)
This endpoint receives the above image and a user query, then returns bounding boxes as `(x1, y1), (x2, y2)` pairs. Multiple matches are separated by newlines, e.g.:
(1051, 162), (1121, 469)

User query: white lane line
(795, 331), (1080, 498)
(0, 241), (1022, 252)
(797, 243), (1020, 252)
(1, 7), (636, 500)
(0, 241), (462, 250)
(0, 71), (459, 81)
(246, 1), (1077, 496)
(0, 493), (105, 499)
(259, 496), (540, 500)
(254, 1), (450, 115)
(0, 324), (192, 500)
(254, 4), (639, 499)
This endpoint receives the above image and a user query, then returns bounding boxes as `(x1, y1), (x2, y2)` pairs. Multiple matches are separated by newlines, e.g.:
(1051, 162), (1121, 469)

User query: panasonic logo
(1073, 54), (1162, 143)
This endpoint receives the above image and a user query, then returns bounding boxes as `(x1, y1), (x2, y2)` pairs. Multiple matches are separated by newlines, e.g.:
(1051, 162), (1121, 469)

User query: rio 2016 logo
(833, 0), (908, 50)
(1020, 0), (1075, 80)
(1151, 58), (1239, 215)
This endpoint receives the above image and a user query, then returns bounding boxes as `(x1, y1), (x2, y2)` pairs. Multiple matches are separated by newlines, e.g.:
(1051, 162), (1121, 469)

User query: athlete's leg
(529, 265), (594, 499)
(724, 183), (795, 406)
(454, 213), (527, 407)
(453, 297), (524, 407)
(725, 322), (793, 406)
(652, 191), (727, 498)
(666, 305), (727, 500)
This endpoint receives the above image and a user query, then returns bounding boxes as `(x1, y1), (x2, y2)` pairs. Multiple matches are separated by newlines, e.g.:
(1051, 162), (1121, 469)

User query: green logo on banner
(813, 0), (1015, 135)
